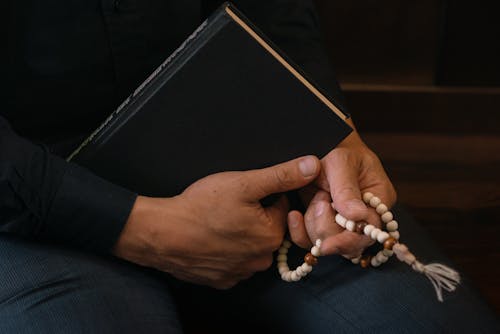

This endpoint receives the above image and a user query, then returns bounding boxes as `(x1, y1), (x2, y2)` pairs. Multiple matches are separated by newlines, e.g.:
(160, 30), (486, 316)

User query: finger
(246, 254), (274, 272)
(264, 195), (289, 240)
(332, 202), (382, 230)
(287, 210), (313, 249)
(353, 150), (397, 208)
(324, 149), (369, 221)
(304, 191), (342, 243)
(242, 155), (320, 200)
(320, 230), (375, 257)
(363, 181), (398, 210)
(265, 194), (289, 224)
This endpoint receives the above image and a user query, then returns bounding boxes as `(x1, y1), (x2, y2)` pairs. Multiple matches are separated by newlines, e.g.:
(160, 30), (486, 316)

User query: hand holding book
(113, 156), (320, 288)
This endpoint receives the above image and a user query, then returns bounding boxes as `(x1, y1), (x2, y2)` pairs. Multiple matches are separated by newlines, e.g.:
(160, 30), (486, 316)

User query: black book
(68, 2), (352, 197)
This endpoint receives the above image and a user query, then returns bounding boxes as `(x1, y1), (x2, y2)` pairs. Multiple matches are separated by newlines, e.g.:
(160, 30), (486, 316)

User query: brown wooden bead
(355, 222), (368, 234)
(383, 237), (398, 250)
(304, 253), (318, 266)
(360, 255), (372, 268)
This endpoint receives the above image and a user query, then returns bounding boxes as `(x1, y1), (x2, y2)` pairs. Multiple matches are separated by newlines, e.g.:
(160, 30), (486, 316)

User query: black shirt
(1, 0), (345, 253)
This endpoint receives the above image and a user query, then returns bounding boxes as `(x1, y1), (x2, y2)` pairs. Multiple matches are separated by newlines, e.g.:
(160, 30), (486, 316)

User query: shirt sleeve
(222, 0), (350, 116)
(0, 116), (137, 253)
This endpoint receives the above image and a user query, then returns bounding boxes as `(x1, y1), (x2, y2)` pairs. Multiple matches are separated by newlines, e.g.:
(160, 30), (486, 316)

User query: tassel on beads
(393, 243), (461, 302)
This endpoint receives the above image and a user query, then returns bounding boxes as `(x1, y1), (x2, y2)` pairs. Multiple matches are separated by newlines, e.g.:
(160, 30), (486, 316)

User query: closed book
(68, 2), (352, 197)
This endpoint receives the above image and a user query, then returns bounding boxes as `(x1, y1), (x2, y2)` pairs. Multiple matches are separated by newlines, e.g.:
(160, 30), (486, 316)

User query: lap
(0, 205), (498, 333)
(175, 205), (499, 333)
(0, 236), (181, 334)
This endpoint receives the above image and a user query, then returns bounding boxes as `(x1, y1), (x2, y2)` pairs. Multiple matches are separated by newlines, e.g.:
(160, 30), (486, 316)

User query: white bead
(362, 192), (374, 204)
(279, 266), (289, 275)
(291, 271), (300, 281)
(383, 249), (394, 257)
(311, 246), (321, 257)
(351, 256), (361, 264)
(376, 251), (387, 262)
(346, 220), (356, 232)
(364, 224), (375, 236)
(376, 203), (388, 215)
(277, 262), (288, 269)
(301, 263), (312, 273)
(277, 254), (287, 262)
(295, 266), (305, 277)
(377, 231), (390, 243)
(335, 214), (347, 228)
(370, 228), (381, 240)
(386, 220), (398, 232)
(389, 231), (400, 240)
(369, 196), (381, 208)
(380, 255), (389, 263)
(281, 271), (291, 281)
(282, 240), (292, 248)
(315, 239), (322, 248)
(371, 257), (381, 267)
(381, 211), (393, 223)
(278, 247), (288, 254)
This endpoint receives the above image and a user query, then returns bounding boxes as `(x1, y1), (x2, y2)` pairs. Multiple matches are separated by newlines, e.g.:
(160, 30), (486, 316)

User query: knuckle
(330, 147), (354, 163)
(364, 149), (379, 165)
(263, 226), (286, 252)
(336, 186), (360, 199)
(235, 174), (252, 195)
(273, 167), (293, 190)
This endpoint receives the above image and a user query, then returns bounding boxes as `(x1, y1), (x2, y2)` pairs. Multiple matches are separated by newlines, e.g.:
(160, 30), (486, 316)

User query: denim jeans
(0, 206), (498, 333)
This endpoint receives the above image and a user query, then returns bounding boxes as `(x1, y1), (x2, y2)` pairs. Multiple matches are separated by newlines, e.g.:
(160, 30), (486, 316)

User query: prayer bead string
(277, 192), (461, 302)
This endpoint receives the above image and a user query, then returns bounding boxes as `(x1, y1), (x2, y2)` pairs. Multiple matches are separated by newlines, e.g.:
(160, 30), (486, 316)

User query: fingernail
(299, 156), (317, 177)
(315, 201), (325, 217)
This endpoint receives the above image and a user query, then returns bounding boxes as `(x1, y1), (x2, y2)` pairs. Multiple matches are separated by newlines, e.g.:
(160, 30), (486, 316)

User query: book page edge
(225, 6), (347, 121)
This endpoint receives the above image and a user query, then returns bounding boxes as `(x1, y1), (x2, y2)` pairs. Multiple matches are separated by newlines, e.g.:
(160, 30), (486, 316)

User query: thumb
(243, 155), (320, 200)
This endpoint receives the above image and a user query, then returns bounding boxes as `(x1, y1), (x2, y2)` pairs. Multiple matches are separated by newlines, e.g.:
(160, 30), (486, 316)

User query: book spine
(67, 6), (230, 162)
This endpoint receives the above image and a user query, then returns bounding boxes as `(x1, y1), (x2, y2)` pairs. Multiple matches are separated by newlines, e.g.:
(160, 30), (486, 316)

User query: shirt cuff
(43, 158), (137, 253)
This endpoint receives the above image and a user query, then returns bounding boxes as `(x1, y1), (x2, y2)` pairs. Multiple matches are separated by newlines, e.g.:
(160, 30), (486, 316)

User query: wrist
(112, 195), (173, 265)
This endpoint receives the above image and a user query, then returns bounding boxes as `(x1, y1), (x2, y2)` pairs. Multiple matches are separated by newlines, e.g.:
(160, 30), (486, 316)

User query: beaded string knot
(277, 192), (461, 302)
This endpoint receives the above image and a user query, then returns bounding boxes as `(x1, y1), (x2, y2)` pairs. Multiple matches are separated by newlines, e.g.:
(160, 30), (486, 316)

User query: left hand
(287, 120), (397, 259)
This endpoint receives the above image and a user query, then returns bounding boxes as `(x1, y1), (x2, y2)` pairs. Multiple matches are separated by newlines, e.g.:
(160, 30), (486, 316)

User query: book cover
(69, 2), (352, 197)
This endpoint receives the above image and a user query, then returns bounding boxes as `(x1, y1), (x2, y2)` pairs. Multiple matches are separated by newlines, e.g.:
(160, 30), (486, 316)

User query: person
(1, 0), (498, 332)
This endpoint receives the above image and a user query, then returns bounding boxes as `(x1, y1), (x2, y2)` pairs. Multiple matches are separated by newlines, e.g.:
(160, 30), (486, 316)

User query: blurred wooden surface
(314, 0), (440, 85)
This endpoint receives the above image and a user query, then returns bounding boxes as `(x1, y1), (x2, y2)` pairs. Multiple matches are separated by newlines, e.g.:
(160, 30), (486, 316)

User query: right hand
(113, 156), (320, 289)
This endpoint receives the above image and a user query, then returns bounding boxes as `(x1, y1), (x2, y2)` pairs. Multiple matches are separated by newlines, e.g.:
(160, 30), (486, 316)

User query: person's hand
(113, 156), (320, 289)
(287, 121), (396, 259)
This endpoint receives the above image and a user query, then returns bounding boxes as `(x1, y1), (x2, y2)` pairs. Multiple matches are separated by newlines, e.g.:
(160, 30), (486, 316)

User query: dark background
(314, 0), (500, 313)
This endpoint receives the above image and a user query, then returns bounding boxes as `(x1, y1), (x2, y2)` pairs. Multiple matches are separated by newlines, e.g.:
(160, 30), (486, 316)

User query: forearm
(0, 116), (136, 253)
